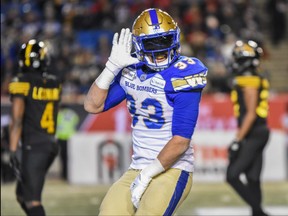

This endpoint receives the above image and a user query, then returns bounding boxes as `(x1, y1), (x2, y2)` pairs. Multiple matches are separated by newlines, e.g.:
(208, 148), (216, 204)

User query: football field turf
(1, 179), (288, 215)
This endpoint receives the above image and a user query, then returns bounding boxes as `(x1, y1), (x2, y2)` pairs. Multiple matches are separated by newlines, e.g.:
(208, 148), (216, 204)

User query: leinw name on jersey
(32, 87), (60, 100)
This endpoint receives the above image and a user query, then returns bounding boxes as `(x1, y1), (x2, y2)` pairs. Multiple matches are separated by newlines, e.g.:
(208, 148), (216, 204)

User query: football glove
(130, 159), (165, 208)
(228, 140), (242, 162)
(130, 172), (152, 209)
(106, 28), (139, 76)
(9, 151), (22, 181)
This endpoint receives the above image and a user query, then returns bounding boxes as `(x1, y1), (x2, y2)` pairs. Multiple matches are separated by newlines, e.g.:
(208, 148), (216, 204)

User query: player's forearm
(84, 59), (121, 113)
(9, 119), (22, 152)
(157, 135), (190, 170)
(84, 83), (108, 113)
(236, 112), (256, 141)
(237, 87), (257, 141)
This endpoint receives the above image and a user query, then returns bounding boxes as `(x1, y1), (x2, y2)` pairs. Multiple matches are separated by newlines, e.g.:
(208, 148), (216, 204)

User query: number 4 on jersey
(40, 102), (55, 133)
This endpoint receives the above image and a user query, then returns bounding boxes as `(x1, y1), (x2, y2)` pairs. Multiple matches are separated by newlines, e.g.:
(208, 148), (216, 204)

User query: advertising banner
(68, 133), (132, 184)
(68, 130), (286, 184)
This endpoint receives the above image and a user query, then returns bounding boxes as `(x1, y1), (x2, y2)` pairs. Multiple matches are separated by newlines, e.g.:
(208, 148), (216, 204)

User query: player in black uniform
(226, 40), (270, 216)
(8, 39), (62, 216)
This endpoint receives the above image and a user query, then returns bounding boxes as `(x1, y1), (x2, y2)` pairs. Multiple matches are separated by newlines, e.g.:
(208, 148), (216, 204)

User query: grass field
(1, 179), (288, 216)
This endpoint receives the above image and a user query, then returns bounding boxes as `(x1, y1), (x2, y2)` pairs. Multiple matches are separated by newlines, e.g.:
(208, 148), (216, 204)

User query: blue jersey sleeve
(163, 56), (208, 93)
(171, 90), (202, 139)
(103, 78), (126, 112)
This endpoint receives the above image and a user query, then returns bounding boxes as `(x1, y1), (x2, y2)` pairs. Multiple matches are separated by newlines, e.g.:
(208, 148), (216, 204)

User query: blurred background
(1, 0), (288, 215)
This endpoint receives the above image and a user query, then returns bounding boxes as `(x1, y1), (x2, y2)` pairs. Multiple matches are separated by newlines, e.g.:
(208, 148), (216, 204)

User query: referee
(9, 39), (62, 216)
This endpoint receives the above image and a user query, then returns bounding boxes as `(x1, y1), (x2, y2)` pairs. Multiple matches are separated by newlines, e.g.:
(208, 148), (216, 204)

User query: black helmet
(18, 39), (50, 73)
(232, 40), (263, 74)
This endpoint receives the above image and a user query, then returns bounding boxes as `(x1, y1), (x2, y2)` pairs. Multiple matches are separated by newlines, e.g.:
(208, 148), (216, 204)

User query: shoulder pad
(10, 73), (26, 82)
(169, 56), (208, 91)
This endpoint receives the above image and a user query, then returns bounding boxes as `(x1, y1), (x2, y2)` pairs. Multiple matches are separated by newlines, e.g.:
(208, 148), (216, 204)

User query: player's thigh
(136, 169), (192, 216)
(21, 150), (56, 201)
(246, 128), (269, 180)
(99, 169), (138, 216)
(228, 126), (269, 178)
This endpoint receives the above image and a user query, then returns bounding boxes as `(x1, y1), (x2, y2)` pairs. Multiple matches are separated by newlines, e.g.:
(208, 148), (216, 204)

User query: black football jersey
(9, 72), (62, 147)
(230, 73), (269, 128)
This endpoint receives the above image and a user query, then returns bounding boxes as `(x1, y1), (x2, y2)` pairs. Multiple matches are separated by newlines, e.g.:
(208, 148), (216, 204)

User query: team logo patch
(171, 71), (207, 91)
(150, 76), (166, 89)
(122, 68), (136, 81)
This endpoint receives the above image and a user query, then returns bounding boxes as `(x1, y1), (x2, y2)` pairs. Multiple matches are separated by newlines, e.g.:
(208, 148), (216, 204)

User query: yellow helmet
(132, 8), (180, 71)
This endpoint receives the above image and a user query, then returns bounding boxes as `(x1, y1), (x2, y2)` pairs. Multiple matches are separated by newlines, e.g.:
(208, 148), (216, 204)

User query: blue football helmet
(132, 8), (181, 71)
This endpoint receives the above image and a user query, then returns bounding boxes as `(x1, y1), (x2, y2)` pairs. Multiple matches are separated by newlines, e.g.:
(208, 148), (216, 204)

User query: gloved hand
(106, 28), (139, 76)
(9, 151), (22, 181)
(95, 28), (139, 90)
(130, 172), (152, 209)
(130, 159), (165, 208)
(228, 140), (242, 162)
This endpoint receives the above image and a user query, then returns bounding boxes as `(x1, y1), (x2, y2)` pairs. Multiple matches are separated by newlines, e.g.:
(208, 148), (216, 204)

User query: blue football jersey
(103, 56), (207, 172)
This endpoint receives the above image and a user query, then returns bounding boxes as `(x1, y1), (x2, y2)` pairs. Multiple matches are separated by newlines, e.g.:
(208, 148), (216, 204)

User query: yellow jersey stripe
(235, 76), (261, 88)
(9, 82), (30, 96)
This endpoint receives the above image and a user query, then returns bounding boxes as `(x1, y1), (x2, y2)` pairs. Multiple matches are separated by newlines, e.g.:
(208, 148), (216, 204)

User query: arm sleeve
(9, 76), (30, 99)
(103, 80), (126, 111)
(171, 90), (202, 139)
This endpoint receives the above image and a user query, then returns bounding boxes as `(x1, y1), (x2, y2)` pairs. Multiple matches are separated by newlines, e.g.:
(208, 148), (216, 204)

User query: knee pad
(27, 205), (45, 216)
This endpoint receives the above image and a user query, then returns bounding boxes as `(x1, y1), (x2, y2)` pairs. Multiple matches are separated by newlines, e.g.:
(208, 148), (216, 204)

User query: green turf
(1, 179), (288, 216)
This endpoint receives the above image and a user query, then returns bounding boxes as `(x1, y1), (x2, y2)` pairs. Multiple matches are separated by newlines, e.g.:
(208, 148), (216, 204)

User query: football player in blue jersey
(84, 8), (208, 215)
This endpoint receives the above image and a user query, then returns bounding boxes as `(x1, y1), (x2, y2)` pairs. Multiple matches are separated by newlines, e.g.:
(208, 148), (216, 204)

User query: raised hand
(106, 28), (139, 75)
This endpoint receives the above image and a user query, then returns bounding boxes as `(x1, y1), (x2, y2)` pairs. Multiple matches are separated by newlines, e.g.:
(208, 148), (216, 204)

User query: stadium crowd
(1, 0), (287, 100)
